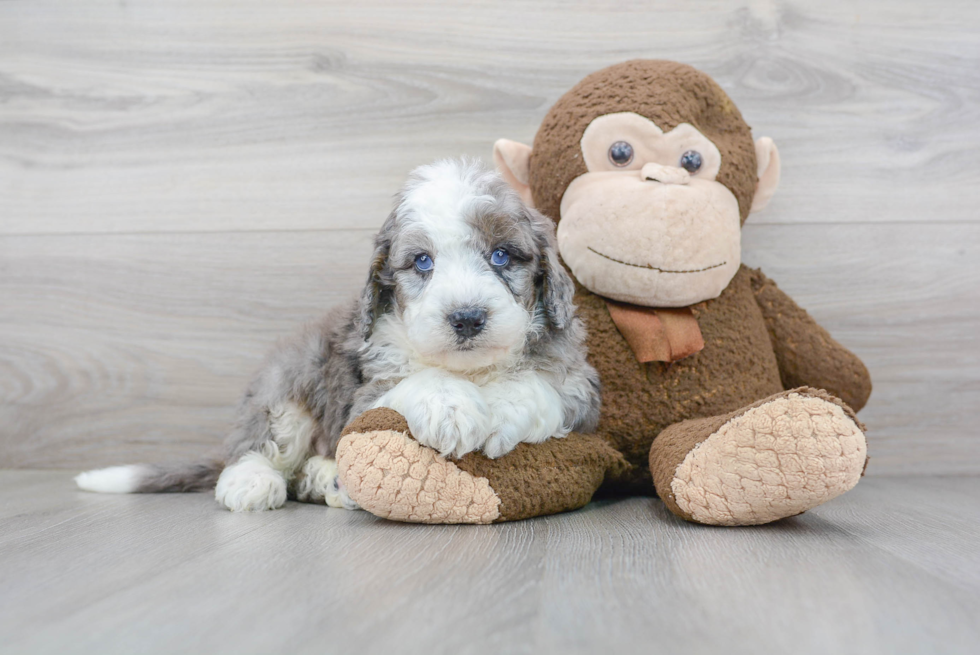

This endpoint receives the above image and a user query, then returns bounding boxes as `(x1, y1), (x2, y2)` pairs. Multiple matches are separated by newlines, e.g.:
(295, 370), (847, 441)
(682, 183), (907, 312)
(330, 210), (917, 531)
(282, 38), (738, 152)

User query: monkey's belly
(578, 265), (785, 491)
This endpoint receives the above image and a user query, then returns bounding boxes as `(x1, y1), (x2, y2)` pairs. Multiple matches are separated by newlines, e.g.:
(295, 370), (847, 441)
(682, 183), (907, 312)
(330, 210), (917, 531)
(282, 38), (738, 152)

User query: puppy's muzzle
(448, 307), (487, 340)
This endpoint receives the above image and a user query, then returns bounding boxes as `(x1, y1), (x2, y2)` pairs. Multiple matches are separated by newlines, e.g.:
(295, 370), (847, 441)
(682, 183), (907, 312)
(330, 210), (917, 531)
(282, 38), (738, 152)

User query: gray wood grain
(1, 0), (979, 475)
(0, 471), (978, 654)
(1, 0), (978, 235)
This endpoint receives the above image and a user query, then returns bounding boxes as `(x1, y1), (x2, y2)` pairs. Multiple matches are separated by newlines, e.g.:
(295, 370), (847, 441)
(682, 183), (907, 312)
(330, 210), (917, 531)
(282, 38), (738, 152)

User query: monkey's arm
(337, 408), (626, 523)
(749, 268), (872, 412)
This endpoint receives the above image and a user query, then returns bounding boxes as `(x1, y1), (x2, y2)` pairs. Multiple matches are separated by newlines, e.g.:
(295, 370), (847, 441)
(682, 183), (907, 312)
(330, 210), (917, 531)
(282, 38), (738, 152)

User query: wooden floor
(1, 471), (977, 655)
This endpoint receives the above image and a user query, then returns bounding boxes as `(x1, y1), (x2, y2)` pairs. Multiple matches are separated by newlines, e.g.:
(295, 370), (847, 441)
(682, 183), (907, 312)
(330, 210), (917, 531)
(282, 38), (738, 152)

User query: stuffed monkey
(336, 60), (872, 526)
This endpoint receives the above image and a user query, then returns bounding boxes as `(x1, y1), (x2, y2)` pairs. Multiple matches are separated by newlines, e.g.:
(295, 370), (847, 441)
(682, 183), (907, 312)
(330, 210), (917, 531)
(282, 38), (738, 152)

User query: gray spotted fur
(126, 159), (600, 494)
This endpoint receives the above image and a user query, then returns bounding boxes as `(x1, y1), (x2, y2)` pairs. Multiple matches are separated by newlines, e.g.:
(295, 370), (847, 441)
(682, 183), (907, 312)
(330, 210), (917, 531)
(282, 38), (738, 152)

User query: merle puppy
(77, 159), (600, 512)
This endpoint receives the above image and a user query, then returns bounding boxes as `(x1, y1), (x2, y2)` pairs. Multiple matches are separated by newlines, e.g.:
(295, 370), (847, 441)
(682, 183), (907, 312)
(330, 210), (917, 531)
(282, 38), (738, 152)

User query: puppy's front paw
(482, 413), (535, 459)
(376, 370), (490, 458)
(408, 388), (491, 458)
(481, 373), (566, 459)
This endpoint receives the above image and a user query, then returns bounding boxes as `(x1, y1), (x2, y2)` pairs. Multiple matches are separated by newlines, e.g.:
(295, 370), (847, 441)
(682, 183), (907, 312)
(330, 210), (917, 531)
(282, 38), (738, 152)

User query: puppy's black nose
(448, 307), (487, 339)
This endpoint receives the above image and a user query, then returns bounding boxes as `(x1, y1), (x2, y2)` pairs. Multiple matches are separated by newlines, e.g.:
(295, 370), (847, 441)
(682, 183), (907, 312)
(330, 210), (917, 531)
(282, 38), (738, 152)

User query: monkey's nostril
(641, 162), (690, 185)
(448, 308), (487, 340)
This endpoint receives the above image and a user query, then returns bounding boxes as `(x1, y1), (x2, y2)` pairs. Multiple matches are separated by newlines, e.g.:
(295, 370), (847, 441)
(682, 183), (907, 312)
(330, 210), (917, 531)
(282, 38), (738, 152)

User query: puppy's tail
(74, 460), (223, 494)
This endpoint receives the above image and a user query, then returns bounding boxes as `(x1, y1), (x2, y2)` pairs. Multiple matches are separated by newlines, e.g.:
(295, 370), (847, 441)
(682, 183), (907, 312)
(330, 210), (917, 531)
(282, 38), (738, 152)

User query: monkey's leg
(650, 387), (868, 526)
(336, 408), (626, 524)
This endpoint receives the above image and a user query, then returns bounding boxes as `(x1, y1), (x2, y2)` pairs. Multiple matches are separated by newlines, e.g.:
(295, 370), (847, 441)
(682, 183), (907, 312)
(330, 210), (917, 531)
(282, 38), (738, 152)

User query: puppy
(76, 159), (600, 512)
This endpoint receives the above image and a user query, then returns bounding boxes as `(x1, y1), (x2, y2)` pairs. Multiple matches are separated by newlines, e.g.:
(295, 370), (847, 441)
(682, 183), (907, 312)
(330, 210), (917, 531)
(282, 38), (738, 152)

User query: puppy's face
(360, 160), (574, 372)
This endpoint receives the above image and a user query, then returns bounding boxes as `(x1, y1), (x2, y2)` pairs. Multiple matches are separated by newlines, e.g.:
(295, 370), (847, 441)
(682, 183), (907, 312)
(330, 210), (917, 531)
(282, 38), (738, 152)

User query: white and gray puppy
(76, 159), (600, 512)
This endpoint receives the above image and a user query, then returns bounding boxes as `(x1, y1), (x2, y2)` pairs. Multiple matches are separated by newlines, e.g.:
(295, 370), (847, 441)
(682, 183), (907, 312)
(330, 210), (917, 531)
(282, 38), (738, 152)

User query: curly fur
(76, 159), (599, 511)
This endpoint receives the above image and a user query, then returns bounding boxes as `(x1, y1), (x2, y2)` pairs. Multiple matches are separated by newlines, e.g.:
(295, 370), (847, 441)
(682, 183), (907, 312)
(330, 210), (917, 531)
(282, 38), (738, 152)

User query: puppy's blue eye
(491, 249), (510, 267)
(414, 253), (433, 272)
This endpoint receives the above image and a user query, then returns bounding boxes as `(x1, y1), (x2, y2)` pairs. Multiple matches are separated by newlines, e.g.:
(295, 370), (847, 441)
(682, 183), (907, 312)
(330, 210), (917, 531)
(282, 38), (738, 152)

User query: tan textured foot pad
(336, 430), (501, 524)
(671, 393), (867, 526)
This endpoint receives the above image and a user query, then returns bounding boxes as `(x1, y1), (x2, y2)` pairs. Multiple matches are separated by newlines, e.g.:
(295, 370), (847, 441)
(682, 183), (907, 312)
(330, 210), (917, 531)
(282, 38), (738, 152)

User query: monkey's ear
(493, 139), (535, 207)
(528, 208), (575, 331)
(357, 213), (395, 341)
(751, 137), (781, 213)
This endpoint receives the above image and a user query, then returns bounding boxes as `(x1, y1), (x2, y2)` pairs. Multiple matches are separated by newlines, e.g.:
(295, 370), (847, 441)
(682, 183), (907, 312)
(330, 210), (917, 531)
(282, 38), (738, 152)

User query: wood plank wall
(2, 0), (978, 474)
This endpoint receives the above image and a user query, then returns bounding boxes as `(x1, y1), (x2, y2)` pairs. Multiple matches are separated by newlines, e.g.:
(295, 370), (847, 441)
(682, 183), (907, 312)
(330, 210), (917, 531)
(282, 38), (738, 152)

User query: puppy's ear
(529, 208), (575, 331)
(357, 211), (395, 341)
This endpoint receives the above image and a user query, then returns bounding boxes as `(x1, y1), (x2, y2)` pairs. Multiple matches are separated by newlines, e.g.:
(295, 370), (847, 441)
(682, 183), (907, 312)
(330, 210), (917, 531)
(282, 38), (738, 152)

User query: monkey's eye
(414, 253), (433, 272)
(608, 141), (634, 167)
(490, 248), (510, 267)
(679, 150), (703, 173)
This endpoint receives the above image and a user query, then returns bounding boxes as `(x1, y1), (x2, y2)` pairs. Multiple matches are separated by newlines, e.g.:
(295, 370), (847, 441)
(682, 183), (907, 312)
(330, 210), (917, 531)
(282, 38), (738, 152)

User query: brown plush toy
(336, 60), (872, 526)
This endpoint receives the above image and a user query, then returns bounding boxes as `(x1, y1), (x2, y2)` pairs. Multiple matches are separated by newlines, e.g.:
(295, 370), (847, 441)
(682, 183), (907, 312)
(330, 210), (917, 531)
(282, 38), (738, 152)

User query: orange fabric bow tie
(604, 300), (705, 364)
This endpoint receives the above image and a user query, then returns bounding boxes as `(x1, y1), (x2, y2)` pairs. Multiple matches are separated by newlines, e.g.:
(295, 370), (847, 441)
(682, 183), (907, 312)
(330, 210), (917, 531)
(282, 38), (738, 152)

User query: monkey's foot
(651, 388), (868, 526)
(336, 408), (624, 524)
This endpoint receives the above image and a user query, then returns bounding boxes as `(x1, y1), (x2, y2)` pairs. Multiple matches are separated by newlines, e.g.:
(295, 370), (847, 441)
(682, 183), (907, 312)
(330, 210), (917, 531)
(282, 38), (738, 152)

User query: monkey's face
(494, 61), (781, 309)
(555, 112), (741, 307)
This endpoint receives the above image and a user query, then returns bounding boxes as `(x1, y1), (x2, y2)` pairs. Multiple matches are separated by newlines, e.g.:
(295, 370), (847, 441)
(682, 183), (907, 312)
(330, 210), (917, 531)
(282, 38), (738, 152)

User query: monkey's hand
(374, 369), (491, 459)
(337, 407), (625, 524)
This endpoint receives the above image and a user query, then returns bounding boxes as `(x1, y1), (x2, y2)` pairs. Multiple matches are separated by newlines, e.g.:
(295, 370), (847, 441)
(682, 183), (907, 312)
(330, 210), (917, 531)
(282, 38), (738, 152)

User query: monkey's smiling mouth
(587, 246), (726, 274)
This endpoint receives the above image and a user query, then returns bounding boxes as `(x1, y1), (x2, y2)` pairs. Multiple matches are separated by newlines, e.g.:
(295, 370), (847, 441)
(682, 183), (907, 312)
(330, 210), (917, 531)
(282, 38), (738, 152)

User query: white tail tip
(75, 465), (147, 493)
